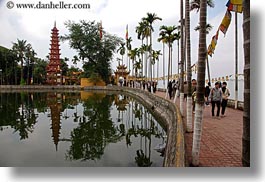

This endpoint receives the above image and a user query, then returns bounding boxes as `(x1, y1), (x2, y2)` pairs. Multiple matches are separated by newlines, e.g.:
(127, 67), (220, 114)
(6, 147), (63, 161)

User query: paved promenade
(155, 91), (243, 167)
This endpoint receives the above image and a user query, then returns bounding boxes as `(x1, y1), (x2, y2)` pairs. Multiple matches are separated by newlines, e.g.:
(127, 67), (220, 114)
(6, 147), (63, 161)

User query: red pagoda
(46, 22), (62, 85)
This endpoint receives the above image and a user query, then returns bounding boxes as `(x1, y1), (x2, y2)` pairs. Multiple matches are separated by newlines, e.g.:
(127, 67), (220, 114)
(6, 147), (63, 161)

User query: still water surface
(0, 91), (165, 167)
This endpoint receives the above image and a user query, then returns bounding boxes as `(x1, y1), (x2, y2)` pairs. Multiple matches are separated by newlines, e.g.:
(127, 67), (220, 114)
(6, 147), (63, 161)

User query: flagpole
(235, 12), (238, 109)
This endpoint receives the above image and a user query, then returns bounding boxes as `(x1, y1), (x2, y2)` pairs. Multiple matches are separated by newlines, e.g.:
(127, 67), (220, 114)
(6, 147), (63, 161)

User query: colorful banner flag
(99, 21), (103, 39)
(219, 10), (232, 35)
(125, 24), (128, 40)
(226, 0), (243, 13)
(208, 30), (219, 57)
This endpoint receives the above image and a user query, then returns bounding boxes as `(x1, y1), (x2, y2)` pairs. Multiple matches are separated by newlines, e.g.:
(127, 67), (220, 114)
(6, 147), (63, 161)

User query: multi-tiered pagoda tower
(46, 22), (61, 85)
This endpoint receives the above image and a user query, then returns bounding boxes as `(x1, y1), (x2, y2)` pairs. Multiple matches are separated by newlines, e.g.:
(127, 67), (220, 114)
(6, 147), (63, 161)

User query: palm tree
(137, 45), (145, 78)
(142, 13), (162, 93)
(185, 0), (193, 132)
(128, 48), (139, 78)
(242, 0), (250, 167)
(191, 0), (215, 84)
(158, 32), (167, 88)
(191, 0), (207, 167)
(136, 20), (150, 80)
(190, 0), (215, 12)
(140, 44), (151, 82)
(12, 39), (31, 85)
(25, 45), (36, 85)
(117, 42), (126, 66)
(30, 49), (37, 85)
(126, 37), (133, 73)
(194, 23), (213, 33)
(175, 30), (181, 78)
(151, 50), (161, 81)
(159, 25), (178, 98)
(133, 61), (142, 78)
(179, 0), (185, 115)
(136, 22), (145, 78)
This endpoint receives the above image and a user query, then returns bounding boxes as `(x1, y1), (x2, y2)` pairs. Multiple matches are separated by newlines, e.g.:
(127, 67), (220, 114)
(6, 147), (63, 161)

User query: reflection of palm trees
(13, 93), (37, 140)
(122, 101), (163, 166)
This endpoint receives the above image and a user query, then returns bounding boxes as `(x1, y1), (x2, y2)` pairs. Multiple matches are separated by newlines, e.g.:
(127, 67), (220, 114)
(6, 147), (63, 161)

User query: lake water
(0, 91), (165, 167)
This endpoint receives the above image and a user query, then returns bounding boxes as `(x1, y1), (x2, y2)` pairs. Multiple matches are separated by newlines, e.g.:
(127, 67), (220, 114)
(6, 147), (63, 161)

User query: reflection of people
(210, 82), (222, 119)
(135, 149), (152, 167)
(221, 82), (230, 117)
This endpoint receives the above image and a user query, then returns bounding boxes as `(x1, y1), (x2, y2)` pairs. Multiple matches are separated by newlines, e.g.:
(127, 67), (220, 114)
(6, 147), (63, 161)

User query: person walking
(221, 82), (230, 117)
(204, 82), (211, 106)
(191, 79), (197, 113)
(192, 87), (196, 114)
(168, 80), (173, 99)
(210, 82), (222, 119)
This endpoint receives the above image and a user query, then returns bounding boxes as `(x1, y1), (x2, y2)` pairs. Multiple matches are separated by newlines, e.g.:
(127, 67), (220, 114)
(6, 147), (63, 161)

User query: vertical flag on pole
(99, 21), (103, 40)
(207, 30), (219, 57)
(125, 24), (128, 40)
(226, 0), (243, 13)
(219, 10), (232, 35)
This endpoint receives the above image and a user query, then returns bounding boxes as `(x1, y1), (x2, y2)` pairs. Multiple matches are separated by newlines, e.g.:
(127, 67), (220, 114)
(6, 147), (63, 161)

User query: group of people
(168, 79), (231, 119)
(167, 80), (179, 99)
(208, 81), (230, 119)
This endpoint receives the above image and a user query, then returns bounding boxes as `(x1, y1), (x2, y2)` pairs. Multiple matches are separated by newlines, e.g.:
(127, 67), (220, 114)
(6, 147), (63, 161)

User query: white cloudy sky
(0, 0), (244, 79)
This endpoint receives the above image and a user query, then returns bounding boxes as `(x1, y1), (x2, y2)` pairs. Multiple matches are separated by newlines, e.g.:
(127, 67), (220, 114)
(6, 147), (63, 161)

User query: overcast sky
(0, 0), (244, 79)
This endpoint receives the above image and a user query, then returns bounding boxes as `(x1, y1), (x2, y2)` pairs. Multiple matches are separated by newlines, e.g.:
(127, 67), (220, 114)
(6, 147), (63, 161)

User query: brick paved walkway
(155, 91), (243, 167)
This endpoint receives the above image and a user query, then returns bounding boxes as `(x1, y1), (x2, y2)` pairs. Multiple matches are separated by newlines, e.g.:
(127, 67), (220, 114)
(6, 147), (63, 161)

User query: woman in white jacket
(221, 82), (230, 117)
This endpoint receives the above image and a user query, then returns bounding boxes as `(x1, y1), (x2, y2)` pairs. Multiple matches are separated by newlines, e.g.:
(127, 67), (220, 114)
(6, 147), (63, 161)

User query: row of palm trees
(12, 39), (36, 85)
(117, 13), (183, 93)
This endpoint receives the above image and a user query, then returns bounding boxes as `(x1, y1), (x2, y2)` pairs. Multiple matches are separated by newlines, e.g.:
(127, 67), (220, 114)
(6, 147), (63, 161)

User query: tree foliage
(62, 20), (122, 83)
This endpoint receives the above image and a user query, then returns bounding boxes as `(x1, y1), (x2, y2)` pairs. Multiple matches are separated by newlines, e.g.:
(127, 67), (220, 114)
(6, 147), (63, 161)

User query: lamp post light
(0, 69), (2, 85)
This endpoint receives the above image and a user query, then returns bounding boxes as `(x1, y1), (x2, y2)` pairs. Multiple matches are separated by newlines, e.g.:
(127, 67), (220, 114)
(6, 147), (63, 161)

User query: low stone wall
(0, 85), (82, 92)
(227, 99), (244, 110)
(84, 85), (185, 167)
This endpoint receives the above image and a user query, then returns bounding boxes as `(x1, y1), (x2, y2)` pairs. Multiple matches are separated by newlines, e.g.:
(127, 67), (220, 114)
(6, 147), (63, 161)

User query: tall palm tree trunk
(145, 38), (148, 88)
(177, 40), (180, 76)
(242, 0), (250, 167)
(206, 55), (211, 83)
(185, 0), (192, 132)
(141, 38), (144, 79)
(179, 0), (185, 115)
(192, 0), (207, 166)
(170, 45), (173, 79)
(157, 59), (159, 83)
(166, 43), (171, 99)
(163, 42), (165, 88)
(150, 32), (153, 93)
(27, 59), (30, 85)
(20, 55), (23, 85)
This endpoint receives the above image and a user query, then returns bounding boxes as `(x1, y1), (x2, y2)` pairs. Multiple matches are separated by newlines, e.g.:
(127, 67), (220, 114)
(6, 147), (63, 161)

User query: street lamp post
(0, 69), (2, 85)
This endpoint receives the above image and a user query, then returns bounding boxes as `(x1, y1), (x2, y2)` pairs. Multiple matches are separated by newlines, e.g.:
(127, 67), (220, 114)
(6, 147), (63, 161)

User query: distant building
(114, 64), (129, 86)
